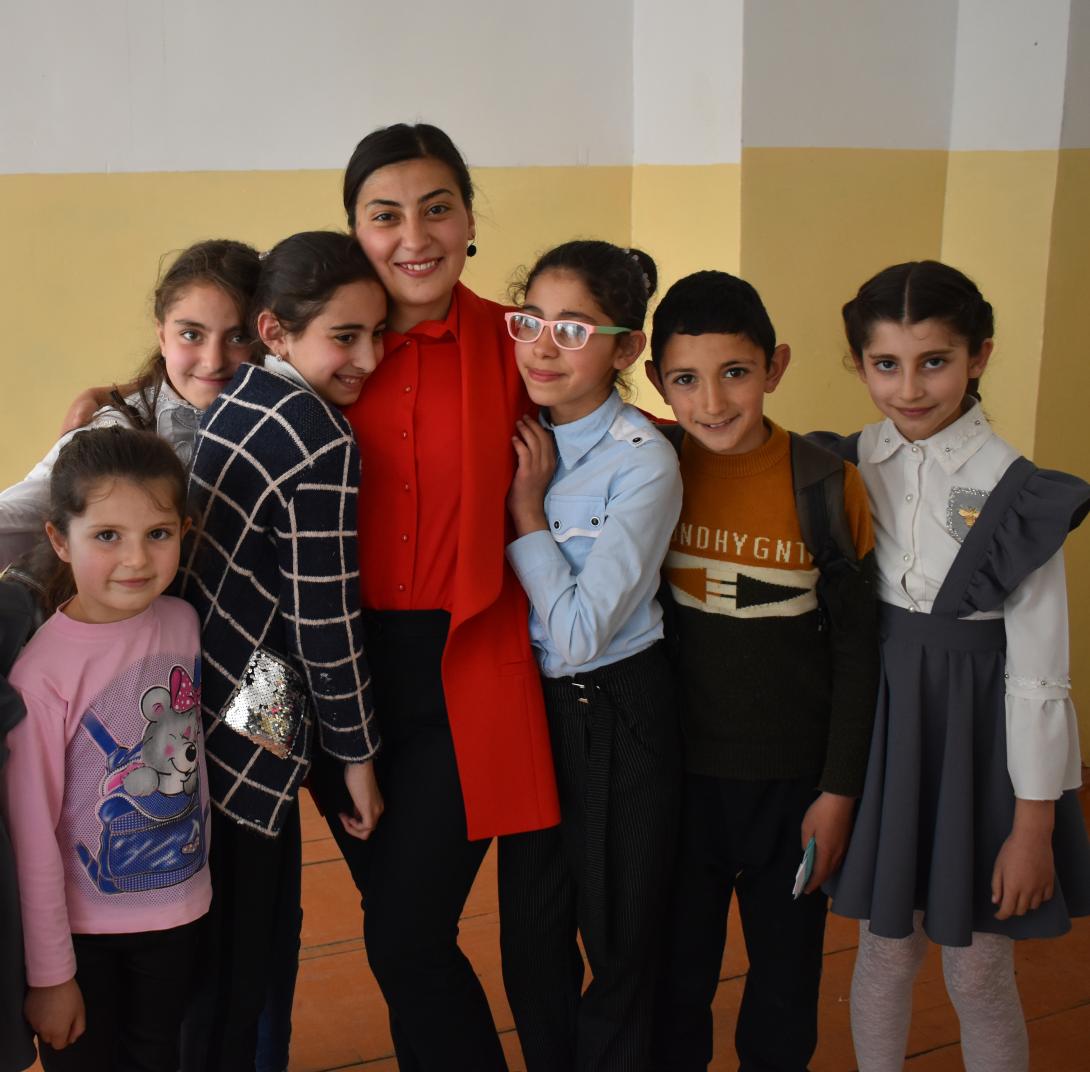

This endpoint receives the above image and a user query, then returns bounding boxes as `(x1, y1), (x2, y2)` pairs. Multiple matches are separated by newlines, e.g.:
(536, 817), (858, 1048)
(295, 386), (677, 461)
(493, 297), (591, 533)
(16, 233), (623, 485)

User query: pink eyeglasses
(505, 312), (631, 351)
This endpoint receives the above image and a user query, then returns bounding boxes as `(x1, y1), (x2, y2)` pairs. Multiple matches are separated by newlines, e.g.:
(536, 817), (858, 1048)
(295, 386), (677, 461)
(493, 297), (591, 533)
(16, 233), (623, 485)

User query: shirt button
(908, 605), (917, 613)
(404, 385), (412, 393)
(403, 483), (410, 493)
(632, 436), (642, 444)
(944, 446), (952, 453)
(400, 533), (409, 543)
(398, 583), (406, 592)
(903, 553), (911, 562)
(401, 430), (408, 439)
(905, 493), (914, 502)
(910, 446), (919, 454)
(884, 437), (890, 443)
(553, 521), (561, 529)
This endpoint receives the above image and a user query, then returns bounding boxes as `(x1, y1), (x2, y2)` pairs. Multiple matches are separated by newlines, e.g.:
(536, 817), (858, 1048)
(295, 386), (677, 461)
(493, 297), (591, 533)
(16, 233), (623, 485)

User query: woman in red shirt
(316, 123), (559, 1072)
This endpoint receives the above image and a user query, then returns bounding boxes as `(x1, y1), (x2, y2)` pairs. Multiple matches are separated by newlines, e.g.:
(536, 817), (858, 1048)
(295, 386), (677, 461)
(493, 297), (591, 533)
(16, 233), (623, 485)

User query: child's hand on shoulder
(992, 798), (1056, 919)
(507, 416), (556, 537)
(801, 791), (856, 894)
(25, 978), (85, 1050)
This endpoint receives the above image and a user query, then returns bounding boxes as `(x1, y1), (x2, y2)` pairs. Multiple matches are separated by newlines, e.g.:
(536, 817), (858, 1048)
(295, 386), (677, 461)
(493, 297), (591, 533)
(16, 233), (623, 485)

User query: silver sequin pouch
(221, 648), (307, 760)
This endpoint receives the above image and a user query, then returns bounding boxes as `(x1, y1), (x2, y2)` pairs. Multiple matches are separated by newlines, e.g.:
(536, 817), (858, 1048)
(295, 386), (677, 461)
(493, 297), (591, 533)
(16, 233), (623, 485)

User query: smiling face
(514, 269), (644, 426)
(352, 157), (474, 332)
(260, 279), (387, 407)
(47, 477), (188, 624)
(156, 282), (253, 410)
(648, 332), (790, 455)
(854, 318), (992, 441)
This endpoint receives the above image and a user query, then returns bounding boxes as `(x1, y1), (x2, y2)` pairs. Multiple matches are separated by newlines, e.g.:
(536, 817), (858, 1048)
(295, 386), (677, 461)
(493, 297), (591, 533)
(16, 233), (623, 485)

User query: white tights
(850, 914), (1028, 1071)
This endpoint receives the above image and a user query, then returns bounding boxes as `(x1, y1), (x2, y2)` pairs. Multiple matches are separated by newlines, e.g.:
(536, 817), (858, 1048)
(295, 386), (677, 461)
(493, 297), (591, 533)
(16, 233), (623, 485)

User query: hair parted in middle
(31, 425), (189, 615)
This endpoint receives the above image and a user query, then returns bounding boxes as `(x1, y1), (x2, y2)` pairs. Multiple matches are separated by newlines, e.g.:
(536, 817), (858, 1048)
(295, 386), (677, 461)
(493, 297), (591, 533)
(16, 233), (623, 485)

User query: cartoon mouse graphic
(122, 665), (201, 797)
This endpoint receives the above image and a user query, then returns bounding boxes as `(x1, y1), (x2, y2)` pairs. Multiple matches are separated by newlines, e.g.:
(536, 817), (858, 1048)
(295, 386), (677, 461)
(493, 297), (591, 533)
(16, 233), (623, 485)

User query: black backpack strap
(806, 429), (861, 466)
(790, 432), (860, 573)
(659, 422), (685, 456)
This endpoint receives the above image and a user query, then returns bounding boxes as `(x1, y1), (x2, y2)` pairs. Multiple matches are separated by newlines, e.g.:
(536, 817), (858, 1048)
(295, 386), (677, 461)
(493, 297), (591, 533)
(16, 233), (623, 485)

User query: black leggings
(314, 610), (507, 1072)
(39, 919), (203, 1072)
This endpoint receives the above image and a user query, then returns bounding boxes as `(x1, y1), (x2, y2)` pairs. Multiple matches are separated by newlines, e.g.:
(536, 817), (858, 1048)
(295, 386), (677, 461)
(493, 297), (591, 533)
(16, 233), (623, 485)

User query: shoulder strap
(660, 422), (685, 455)
(789, 432), (859, 572)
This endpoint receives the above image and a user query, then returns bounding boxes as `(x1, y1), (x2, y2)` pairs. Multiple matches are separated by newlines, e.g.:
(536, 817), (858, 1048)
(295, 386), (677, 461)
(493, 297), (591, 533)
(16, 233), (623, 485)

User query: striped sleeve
(275, 430), (378, 763)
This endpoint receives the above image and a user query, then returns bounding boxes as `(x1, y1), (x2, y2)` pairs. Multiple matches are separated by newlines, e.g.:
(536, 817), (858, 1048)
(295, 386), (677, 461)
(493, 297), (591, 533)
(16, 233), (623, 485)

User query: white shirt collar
(867, 399), (992, 475)
(263, 354), (315, 394)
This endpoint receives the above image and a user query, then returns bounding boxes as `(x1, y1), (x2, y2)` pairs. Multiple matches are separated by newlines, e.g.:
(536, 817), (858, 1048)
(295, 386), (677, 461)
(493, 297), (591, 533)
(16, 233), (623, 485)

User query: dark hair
(252, 231), (380, 338)
(842, 260), (994, 399)
(121, 239), (262, 427)
(343, 123), (474, 229)
(36, 426), (188, 615)
(511, 240), (658, 331)
(650, 270), (776, 370)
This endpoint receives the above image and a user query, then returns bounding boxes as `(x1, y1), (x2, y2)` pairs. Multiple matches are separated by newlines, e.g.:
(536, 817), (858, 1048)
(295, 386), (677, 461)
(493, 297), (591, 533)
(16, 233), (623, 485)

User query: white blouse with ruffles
(856, 401), (1082, 801)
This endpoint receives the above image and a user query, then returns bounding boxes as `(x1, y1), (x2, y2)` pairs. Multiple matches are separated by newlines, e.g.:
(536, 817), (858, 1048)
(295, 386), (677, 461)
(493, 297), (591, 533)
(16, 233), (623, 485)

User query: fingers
(69, 1005), (86, 1045)
(339, 810), (377, 841)
(805, 842), (833, 895)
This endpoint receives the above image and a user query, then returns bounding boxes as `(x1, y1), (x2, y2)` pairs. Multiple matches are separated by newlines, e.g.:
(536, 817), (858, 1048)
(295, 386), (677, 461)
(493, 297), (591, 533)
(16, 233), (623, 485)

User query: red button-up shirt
(345, 292), (462, 611)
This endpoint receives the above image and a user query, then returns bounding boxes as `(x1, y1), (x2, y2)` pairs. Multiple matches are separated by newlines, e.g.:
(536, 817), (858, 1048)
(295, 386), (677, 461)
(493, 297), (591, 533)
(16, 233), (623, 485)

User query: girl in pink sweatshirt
(2, 425), (210, 1071)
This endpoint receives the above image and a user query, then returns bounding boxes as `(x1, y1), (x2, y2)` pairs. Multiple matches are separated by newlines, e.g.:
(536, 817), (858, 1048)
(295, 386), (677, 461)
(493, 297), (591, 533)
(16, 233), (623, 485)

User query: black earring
(466, 241), (478, 258)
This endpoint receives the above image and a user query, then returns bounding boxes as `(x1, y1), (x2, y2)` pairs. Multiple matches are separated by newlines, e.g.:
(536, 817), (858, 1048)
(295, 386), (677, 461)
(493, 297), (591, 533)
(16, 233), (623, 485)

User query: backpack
(658, 424), (860, 574)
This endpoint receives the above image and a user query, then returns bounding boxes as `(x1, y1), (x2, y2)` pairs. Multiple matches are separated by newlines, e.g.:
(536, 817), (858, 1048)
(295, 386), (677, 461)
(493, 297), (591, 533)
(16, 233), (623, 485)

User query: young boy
(646, 271), (879, 1071)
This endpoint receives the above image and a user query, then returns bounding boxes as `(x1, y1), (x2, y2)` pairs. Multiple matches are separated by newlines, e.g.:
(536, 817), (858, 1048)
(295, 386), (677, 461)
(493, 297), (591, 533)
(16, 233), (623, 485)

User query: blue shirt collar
(542, 390), (624, 470)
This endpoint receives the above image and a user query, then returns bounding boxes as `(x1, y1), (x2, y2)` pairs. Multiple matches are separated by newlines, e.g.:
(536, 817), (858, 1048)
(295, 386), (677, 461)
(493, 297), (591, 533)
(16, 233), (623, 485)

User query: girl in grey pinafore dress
(824, 260), (1090, 1072)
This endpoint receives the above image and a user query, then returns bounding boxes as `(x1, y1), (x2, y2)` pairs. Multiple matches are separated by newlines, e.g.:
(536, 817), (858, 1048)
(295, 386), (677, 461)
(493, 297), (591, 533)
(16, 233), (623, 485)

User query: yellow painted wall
(738, 149), (949, 437)
(629, 163), (742, 416)
(0, 165), (632, 489)
(939, 151), (1061, 457)
(1035, 149), (1090, 758)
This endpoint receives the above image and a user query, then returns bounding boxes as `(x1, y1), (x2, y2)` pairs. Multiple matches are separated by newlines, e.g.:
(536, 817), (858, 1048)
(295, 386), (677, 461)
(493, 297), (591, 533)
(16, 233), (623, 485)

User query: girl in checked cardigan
(177, 231), (387, 1071)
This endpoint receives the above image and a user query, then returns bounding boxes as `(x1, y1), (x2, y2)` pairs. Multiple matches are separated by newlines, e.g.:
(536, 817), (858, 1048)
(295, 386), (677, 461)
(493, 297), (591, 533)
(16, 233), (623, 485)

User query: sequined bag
(221, 647), (307, 760)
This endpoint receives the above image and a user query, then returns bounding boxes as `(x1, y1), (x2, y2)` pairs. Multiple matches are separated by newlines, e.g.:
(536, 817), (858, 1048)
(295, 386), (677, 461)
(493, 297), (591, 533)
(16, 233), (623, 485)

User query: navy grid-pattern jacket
(178, 361), (378, 836)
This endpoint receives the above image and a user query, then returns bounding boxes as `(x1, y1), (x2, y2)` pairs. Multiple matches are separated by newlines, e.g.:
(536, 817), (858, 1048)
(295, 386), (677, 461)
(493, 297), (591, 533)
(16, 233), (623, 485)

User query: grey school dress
(828, 454), (1090, 947)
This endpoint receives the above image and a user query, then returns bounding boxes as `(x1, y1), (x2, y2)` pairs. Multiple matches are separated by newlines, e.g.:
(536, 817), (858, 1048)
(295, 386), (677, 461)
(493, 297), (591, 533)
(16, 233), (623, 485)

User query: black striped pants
(498, 643), (682, 1072)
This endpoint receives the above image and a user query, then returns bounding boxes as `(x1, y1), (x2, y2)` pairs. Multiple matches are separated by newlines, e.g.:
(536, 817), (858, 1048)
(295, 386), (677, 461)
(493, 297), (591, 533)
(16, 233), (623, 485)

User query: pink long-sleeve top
(2, 596), (211, 986)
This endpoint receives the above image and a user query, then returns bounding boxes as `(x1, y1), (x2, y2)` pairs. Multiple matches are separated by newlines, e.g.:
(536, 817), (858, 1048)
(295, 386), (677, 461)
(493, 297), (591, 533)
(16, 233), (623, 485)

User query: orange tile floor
(284, 789), (1090, 1071)
(30, 788), (1090, 1071)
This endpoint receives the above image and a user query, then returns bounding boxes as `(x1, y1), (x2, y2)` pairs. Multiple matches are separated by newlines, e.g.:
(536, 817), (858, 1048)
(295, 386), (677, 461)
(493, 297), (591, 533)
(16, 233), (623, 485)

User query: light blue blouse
(506, 390), (683, 678)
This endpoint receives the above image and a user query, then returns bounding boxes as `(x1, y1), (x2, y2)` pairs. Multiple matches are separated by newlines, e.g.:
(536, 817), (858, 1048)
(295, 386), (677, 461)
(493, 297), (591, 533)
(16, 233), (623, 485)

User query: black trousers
(38, 919), (203, 1072)
(498, 644), (681, 1072)
(180, 800), (301, 1072)
(314, 610), (507, 1072)
(653, 775), (828, 1072)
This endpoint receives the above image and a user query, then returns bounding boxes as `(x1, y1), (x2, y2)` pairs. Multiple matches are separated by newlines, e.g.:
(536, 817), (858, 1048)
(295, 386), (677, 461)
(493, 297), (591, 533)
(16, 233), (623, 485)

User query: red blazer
(419, 283), (560, 839)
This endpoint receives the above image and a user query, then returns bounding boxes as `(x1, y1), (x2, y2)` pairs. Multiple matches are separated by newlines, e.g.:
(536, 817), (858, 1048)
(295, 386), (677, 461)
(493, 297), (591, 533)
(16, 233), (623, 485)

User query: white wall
(948, 0), (1071, 150)
(1060, 0), (1090, 149)
(741, 0), (958, 149)
(633, 0), (743, 163)
(0, 0), (636, 173)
